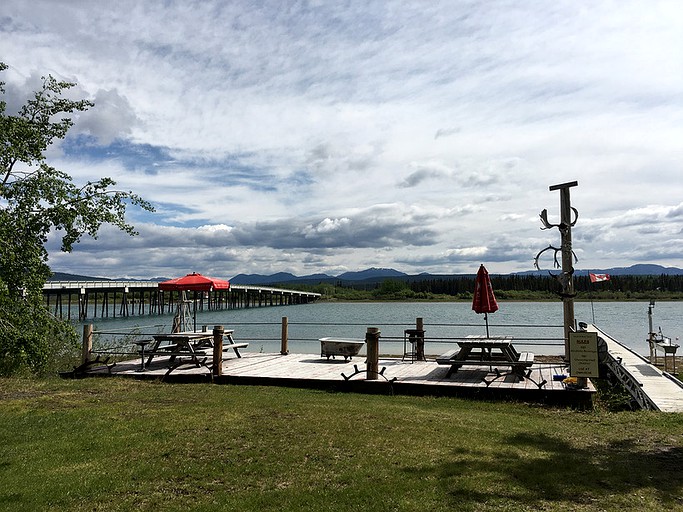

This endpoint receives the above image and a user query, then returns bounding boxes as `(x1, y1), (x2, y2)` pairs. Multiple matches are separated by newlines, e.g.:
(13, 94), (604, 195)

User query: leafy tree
(0, 62), (154, 375)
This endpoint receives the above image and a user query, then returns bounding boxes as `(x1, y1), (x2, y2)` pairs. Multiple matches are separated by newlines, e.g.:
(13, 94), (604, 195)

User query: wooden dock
(81, 351), (595, 407)
(587, 325), (683, 412)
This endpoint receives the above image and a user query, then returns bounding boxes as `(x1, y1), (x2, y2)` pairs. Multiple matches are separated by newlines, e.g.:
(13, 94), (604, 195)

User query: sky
(2, 0), (683, 280)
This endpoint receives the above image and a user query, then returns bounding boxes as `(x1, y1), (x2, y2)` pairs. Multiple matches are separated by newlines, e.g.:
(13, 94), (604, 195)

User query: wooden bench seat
(516, 352), (534, 365)
(143, 350), (194, 358)
(138, 343), (177, 353)
(141, 343), (249, 361)
(436, 349), (459, 365)
(222, 342), (248, 358)
(222, 343), (249, 352)
(508, 352), (535, 378)
(437, 348), (535, 378)
(156, 343), (249, 357)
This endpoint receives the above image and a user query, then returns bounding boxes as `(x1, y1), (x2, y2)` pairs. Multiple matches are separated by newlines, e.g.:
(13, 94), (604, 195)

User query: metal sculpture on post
(534, 181), (579, 361)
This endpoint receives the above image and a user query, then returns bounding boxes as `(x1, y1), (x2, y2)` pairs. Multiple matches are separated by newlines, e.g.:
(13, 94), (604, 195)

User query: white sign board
(569, 332), (599, 378)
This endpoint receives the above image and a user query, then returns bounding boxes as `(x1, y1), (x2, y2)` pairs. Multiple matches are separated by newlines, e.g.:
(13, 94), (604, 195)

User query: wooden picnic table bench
(222, 343), (249, 354)
(436, 335), (535, 379)
(144, 330), (248, 368)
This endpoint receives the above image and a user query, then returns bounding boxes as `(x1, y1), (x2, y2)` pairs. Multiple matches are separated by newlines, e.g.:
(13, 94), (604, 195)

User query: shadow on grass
(409, 432), (683, 509)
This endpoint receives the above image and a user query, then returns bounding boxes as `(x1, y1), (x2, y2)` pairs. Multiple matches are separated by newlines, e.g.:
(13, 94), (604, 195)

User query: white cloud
(4, 0), (683, 278)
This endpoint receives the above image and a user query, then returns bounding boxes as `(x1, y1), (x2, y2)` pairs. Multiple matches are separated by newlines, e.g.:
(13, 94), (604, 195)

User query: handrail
(86, 319), (565, 360)
(43, 280), (321, 297)
(44, 281), (160, 289)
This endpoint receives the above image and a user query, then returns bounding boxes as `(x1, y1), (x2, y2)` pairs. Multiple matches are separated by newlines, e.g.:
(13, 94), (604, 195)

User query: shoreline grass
(1, 377), (682, 511)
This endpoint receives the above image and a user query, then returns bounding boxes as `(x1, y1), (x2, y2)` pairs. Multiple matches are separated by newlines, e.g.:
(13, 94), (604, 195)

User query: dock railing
(82, 317), (566, 364)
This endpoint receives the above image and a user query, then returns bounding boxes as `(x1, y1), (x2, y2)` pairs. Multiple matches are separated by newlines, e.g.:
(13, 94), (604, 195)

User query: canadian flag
(589, 273), (610, 283)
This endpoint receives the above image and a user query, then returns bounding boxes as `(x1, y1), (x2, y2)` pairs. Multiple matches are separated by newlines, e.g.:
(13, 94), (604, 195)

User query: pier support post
(281, 317), (289, 355)
(81, 324), (93, 364)
(415, 317), (425, 361)
(366, 327), (380, 380)
(213, 325), (224, 377)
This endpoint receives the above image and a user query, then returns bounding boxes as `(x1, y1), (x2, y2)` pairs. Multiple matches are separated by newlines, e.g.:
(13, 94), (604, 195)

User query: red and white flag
(589, 273), (610, 283)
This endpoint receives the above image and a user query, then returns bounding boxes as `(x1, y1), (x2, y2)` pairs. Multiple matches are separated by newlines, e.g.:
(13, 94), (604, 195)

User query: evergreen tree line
(407, 274), (683, 296)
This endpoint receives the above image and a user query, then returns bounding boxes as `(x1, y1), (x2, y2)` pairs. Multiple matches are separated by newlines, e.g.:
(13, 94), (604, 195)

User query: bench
(436, 348), (535, 378)
(436, 349), (467, 377)
(158, 343), (178, 350)
(484, 352), (545, 387)
(517, 352), (534, 364)
(510, 352), (535, 377)
(436, 349), (459, 365)
(141, 343), (250, 365)
(222, 342), (249, 358)
(142, 349), (200, 360)
(137, 343), (177, 355)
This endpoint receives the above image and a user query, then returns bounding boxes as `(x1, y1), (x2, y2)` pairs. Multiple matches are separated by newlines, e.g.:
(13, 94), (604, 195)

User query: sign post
(569, 331), (599, 386)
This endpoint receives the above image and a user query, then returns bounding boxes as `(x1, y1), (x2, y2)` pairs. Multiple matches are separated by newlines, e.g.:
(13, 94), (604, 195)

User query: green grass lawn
(1, 377), (682, 512)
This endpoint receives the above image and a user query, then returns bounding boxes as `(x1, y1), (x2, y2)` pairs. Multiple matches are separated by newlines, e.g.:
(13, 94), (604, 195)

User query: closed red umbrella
(159, 273), (230, 331)
(472, 264), (498, 337)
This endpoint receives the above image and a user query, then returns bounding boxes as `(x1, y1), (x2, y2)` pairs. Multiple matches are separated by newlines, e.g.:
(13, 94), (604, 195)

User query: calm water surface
(81, 301), (681, 358)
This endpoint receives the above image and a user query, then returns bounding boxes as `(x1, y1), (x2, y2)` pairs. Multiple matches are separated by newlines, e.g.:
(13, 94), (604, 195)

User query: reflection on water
(76, 301), (681, 358)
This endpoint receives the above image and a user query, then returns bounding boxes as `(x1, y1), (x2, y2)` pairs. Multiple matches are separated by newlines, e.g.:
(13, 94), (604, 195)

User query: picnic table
(144, 330), (248, 368)
(436, 335), (534, 378)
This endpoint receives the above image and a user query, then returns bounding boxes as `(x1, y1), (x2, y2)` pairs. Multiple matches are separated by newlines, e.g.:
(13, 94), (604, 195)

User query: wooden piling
(281, 317), (289, 355)
(549, 181), (578, 360)
(366, 327), (380, 380)
(81, 324), (93, 364)
(415, 317), (425, 361)
(213, 325), (224, 377)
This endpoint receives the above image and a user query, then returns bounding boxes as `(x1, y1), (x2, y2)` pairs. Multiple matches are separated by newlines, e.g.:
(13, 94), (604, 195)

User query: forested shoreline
(284, 274), (683, 301)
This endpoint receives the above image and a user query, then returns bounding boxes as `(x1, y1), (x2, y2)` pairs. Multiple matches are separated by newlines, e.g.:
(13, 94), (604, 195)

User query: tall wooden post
(415, 317), (425, 361)
(366, 327), (380, 380)
(281, 317), (289, 355)
(549, 181), (578, 359)
(212, 325), (224, 377)
(81, 324), (93, 364)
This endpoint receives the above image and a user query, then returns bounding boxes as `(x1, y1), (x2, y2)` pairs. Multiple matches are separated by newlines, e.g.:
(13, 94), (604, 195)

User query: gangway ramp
(587, 324), (683, 412)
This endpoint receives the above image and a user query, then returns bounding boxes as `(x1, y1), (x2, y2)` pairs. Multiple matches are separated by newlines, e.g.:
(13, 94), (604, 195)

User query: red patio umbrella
(158, 272), (230, 292)
(159, 273), (230, 331)
(472, 264), (498, 337)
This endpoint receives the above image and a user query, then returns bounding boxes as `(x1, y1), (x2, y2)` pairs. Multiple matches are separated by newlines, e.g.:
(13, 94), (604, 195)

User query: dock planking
(87, 351), (593, 406)
(588, 325), (683, 412)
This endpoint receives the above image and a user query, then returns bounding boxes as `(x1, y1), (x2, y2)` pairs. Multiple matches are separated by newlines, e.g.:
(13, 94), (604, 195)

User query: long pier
(587, 324), (683, 412)
(43, 281), (321, 321)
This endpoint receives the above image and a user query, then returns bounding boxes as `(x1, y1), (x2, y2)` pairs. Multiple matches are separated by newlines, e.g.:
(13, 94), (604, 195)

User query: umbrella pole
(485, 313), (490, 338)
(193, 291), (197, 332)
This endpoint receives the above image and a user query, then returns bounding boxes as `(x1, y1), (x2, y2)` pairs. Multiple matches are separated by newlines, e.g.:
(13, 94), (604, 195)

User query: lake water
(79, 300), (681, 358)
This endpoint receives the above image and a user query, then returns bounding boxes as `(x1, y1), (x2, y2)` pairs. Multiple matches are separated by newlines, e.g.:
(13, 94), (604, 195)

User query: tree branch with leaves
(0, 62), (154, 375)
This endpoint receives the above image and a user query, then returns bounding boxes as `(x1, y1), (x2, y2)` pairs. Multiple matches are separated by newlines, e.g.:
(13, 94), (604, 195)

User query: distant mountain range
(230, 264), (683, 286)
(230, 267), (410, 285)
(48, 264), (683, 285)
